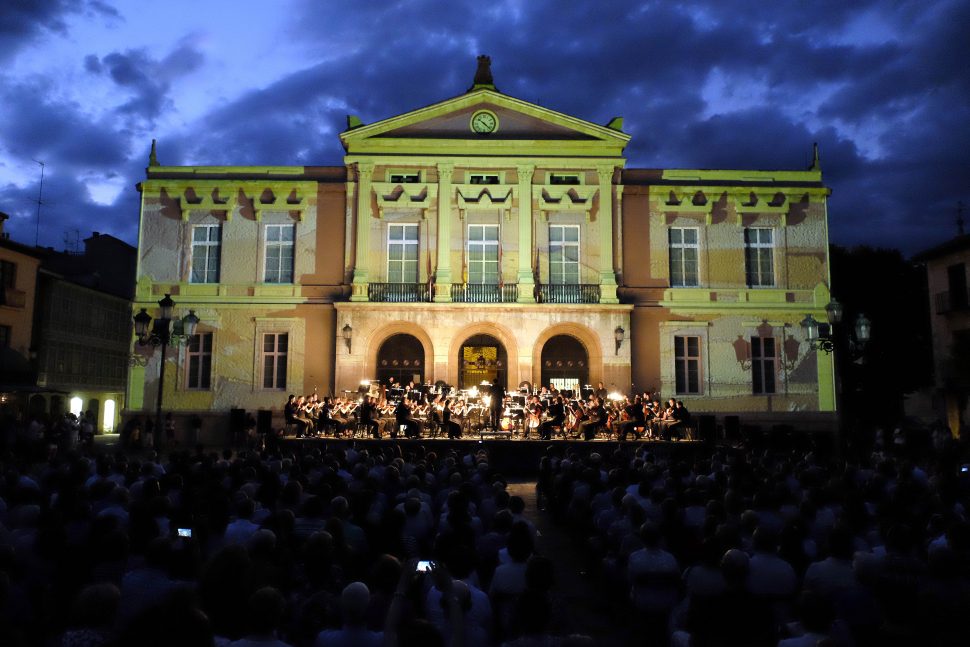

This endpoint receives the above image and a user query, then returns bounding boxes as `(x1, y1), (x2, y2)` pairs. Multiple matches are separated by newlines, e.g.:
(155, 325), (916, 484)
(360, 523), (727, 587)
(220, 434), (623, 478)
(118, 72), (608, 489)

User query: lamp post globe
(855, 314), (871, 345)
(825, 299), (843, 325)
(158, 294), (175, 321)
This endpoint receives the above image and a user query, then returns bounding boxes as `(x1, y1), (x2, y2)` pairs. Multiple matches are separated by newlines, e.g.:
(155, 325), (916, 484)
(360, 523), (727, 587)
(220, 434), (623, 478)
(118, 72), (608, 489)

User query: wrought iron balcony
(451, 283), (518, 303)
(367, 283), (432, 303)
(536, 284), (601, 304)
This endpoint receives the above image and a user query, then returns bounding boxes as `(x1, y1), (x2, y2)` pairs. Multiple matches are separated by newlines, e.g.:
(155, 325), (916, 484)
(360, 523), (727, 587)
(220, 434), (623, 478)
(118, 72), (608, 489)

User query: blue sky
(1, 0), (967, 255)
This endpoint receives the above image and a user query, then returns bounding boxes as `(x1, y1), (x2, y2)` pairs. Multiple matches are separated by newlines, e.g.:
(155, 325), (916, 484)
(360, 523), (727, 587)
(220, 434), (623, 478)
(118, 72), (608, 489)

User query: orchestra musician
(284, 394), (312, 437)
(316, 397), (344, 436)
(489, 378), (505, 431)
(617, 395), (645, 441)
(539, 395), (565, 441)
(579, 396), (606, 441)
(359, 395), (380, 438)
(442, 398), (462, 439)
(395, 398), (422, 439)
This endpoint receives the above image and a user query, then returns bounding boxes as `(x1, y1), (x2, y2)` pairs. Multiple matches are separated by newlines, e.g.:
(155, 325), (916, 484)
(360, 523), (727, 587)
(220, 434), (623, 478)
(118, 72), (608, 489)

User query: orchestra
(276, 380), (693, 442)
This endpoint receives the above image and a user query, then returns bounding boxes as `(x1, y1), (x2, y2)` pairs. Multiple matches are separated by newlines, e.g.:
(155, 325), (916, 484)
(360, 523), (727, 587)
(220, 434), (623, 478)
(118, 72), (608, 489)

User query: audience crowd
(0, 410), (968, 646)
(0, 427), (594, 647)
(538, 423), (970, 646)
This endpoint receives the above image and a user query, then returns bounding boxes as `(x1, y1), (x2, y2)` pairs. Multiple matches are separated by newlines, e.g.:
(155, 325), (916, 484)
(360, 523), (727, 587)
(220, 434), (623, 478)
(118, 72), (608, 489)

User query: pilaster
(351, 162), (375, 302)
(597, 165), (619, 303)
(434, 162), (454, 302)
(516, 164), (536, 303)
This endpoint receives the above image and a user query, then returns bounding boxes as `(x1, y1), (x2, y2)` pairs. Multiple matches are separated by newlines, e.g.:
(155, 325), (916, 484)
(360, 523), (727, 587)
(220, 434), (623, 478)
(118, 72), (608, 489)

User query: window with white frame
(744, 228), (774, 287)
(185, 332), (212, 390)
(264, 224), (295, 283)
(674, 336), (701, 394)
(751, 336), (776, 394)
(190, 225), (222, 284)
(467, 224), (500, 284)
(387, 224), (419, 283)
(262, 333), (288, 390)
(549, 225), (580, 284)
(669, 227), (699, 287)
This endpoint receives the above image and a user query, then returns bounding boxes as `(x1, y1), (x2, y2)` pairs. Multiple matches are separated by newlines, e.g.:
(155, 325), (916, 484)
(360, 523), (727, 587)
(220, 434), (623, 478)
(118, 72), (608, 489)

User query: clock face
(471, 110), (498, 134)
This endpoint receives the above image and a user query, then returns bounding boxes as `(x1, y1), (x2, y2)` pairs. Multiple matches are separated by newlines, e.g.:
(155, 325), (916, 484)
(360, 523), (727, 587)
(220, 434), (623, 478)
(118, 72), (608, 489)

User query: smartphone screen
(177, 528), (192, 538)
(416, 560), (432, 572)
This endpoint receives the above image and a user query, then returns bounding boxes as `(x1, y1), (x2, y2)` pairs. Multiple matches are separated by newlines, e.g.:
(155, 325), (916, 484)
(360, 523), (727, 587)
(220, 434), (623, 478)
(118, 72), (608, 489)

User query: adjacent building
(914, 230), (970, 436)
(128, 58), (836, 433)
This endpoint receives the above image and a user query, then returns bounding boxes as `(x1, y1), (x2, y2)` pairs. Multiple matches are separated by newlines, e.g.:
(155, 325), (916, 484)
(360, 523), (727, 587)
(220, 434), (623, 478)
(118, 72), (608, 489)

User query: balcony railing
(536, 284), (601, 304)
(368, 283), (431, 303)
(451, 283), (518, 303)
(935, 289), (970, 314)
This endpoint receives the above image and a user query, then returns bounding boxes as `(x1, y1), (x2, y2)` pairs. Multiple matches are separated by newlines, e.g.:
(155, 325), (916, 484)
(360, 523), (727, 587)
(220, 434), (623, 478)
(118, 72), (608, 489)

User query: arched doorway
(540, 334), (588, 396)
(376, 334), (425, 386)
(458, 334), (507, 390)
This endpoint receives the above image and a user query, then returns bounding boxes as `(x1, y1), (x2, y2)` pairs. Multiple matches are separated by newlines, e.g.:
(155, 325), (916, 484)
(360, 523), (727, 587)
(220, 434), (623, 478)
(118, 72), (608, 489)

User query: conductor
(489, 378), (505, 430)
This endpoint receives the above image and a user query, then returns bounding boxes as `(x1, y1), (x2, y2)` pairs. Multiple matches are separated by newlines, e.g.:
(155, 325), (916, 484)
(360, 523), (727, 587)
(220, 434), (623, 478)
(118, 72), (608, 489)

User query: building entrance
(376, 334), (425, 386)
(540, 334), (588, 396)
(458, 334), (507, 391)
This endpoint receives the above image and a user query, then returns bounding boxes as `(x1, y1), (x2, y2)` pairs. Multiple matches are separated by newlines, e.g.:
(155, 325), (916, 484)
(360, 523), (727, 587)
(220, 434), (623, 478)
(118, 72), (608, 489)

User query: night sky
(0, 0), (967, 256)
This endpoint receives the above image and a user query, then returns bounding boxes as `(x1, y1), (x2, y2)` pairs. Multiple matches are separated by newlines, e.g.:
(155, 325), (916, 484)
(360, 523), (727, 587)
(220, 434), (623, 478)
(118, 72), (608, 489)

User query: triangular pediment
(340, 89), (629, 157)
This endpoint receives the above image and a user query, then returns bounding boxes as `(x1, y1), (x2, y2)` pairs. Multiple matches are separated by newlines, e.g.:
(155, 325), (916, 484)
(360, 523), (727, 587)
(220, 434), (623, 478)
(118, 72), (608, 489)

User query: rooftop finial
(809, 142), (820, 171)
(469, 55), (497, 92)
(148, 139), (159, 167)
(958, 201), (965, 236)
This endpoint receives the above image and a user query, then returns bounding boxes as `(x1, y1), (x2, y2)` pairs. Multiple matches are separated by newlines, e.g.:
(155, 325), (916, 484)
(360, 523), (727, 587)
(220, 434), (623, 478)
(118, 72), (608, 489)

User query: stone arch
(532, 322), (604, 387)
(448, 321), (520, 388)
(364, 321), (435, 383)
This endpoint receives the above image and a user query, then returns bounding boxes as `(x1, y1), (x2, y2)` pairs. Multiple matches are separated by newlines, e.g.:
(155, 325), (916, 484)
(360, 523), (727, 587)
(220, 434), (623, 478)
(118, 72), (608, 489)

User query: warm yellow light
(607, 391), (623, 401)
(482, 395), (492, 407)
(70, 397), (83, 416)
(103, 399), (116, 432)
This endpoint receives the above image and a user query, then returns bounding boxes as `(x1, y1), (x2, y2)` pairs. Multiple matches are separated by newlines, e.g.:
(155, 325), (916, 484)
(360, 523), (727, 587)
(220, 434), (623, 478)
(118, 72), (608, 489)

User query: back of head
(340, 581), (371, 626)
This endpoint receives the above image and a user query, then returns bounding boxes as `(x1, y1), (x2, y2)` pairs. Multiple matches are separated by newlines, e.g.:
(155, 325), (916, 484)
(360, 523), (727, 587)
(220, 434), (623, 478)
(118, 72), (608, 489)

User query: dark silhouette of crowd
(537, 424), (970, 646)
(0, 439), (595, 647)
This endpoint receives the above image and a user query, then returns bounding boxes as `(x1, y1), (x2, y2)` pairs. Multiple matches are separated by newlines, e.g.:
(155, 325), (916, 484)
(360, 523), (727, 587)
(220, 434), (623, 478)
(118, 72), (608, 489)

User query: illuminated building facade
(128, 58), (836, 433)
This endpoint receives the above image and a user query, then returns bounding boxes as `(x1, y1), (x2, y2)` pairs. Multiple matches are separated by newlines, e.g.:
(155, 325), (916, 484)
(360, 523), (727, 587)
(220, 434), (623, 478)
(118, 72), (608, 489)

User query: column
(434, 162), (454, 302)
(350, 162), (374, 302)
(516, 164), (536, 303)
(597, 165), (619, 303)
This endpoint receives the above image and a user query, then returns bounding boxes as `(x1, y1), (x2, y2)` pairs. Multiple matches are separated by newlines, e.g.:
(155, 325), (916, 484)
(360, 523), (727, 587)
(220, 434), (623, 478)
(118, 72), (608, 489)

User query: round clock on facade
(470, 109), (498, 133)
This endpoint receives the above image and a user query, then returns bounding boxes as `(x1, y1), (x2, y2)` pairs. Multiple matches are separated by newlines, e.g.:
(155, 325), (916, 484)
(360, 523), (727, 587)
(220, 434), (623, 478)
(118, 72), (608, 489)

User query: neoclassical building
(128, 58), (836, 431)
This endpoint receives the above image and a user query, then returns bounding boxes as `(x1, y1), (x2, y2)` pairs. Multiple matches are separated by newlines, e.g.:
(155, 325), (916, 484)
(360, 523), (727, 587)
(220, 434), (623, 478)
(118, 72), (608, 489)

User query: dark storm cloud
(87, 40), (205, 126)
(4, 0), (967, 255)
(0, 0), (119, 61)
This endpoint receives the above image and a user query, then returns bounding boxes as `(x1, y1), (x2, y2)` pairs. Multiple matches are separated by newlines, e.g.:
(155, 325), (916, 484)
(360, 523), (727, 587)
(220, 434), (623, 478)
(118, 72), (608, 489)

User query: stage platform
(280, 436), (707, 476)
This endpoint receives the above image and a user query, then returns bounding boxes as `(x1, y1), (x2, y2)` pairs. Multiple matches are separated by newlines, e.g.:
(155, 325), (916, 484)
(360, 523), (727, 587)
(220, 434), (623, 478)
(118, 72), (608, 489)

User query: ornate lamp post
(801, 299), (870, 356)
(133, 294), (200, 451)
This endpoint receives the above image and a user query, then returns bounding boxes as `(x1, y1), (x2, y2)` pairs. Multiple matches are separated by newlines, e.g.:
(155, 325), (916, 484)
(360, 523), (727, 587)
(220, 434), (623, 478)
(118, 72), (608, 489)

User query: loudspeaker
(257, 409), (273, 436)
(698, 415), (716, 444)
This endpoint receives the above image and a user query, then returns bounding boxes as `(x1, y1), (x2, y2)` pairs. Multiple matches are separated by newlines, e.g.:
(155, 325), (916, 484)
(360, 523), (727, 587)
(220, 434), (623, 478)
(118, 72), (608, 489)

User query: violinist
(539, 395), (565, 441)
(617, 395), (645, 441)
(359, 395), (380, 439)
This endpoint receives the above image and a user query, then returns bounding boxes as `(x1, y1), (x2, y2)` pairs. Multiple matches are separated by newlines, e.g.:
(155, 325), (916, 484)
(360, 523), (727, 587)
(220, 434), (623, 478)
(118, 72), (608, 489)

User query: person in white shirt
(747, 528), (797, 600)
(314, 582), (383, 647)
(803, 525), (858, 598)
(229, 587), (292, 647)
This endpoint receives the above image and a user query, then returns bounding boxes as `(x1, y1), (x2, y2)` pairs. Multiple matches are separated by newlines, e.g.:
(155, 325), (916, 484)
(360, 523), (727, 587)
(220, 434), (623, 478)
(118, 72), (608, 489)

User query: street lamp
(342, 323), (353, 353)
(614, 326), (625, 355)
(133, 294), (201, 451)
(801, 300), (870, 356)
